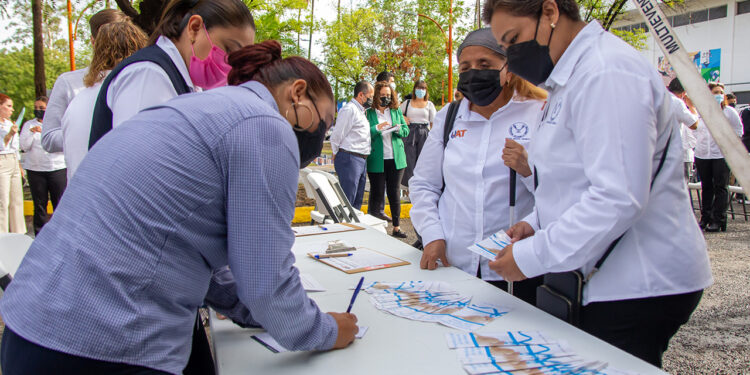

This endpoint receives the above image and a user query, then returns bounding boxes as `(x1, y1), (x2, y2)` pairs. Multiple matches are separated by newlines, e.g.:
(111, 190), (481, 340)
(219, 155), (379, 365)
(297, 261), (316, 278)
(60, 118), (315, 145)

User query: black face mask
(457, 68), (504, 106)
(293, 101), (328, 169)
(728, 103), (736, 108)
(363, 97), (373, 109)
(506, 13), (555, 86)
(379, 96), (391, 108)
(34, 109), (45, 120)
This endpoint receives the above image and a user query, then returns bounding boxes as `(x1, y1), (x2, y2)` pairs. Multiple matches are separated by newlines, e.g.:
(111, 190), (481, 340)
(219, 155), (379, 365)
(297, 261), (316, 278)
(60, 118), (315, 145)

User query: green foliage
(245, 0), (308, 57)
(0, 46), (72, 123)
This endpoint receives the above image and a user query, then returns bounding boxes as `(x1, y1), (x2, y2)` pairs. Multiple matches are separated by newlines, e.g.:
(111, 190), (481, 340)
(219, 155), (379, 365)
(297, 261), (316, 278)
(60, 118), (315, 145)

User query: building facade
(614, 0), (750, 104)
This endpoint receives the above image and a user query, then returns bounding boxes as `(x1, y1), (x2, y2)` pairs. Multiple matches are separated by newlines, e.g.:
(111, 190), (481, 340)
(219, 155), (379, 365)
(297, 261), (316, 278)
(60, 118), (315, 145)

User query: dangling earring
(285, 102), (315, 131)
(550, 23), (556, 29)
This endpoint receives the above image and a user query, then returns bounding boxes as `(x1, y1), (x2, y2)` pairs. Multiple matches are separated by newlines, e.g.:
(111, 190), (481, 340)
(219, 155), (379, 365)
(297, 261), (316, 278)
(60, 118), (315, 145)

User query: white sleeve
(513, 72), (659, 278)
(675, 100), (698, 126)
(108, 62), (179, 128)
(329, 105), (352, 155)
(42, 75), (75, 153)
(428, 102), (437, 124)
(19, 122), (34, 152)
(726, 107), (743, 137)
(409, 107), (448, 246)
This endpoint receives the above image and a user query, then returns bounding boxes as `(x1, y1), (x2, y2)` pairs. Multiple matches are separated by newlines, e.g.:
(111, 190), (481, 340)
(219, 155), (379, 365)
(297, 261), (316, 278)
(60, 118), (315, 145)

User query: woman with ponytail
(0, 41), (358, 375)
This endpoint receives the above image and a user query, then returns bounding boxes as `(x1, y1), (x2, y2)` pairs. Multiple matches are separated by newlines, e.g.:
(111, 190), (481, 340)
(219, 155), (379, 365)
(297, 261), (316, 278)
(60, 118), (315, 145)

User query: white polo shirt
(512, 22), (712, 305)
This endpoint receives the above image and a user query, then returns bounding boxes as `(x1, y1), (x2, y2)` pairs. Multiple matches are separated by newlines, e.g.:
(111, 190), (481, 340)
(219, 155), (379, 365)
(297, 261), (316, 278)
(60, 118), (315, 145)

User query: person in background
(366, 81), (409, 238)
(411, 28), (546, 304)
(42, 9), (129, 153)
(484, 0), (712, 367)
(330, 81), (373, 209)
(87, 0), (256, 147)
(694, 82), (743, 232)
(0, 40), (358, 375)
(666, 78), (698, 181)
(376, 71), (396, 93)
(0, 94), (25, 234)
(62, 21), (148, 179)
(19, 97), (66, 235)
(399, 80), (436, 188)
(726, 93), (737, 109)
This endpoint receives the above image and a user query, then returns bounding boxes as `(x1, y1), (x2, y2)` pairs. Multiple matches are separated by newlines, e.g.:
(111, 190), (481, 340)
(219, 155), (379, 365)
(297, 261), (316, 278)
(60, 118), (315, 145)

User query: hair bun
(227, 40), (283, 86)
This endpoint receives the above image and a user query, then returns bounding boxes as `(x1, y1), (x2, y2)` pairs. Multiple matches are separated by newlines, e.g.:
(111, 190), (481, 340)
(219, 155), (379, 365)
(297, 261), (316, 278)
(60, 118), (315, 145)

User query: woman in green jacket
(366, 81), (410, 238)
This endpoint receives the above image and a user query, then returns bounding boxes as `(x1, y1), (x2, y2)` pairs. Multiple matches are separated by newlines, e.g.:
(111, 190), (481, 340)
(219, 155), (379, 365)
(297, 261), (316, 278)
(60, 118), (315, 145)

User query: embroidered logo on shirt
(546, 100), (562, 125)
(509, 122), (529, 140)
(451, 129), (467, 139)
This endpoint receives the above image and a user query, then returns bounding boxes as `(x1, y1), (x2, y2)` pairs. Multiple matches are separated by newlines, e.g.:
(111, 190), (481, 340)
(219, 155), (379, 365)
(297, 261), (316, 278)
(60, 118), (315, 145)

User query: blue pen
(346, 277), (365, 313)
(314, 253), (353, 259)
(319, 225), (328, 231)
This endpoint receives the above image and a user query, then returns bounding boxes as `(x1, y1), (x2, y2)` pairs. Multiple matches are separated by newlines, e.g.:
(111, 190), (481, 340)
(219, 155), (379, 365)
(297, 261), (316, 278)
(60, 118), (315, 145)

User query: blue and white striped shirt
(0, 81), (337, 374)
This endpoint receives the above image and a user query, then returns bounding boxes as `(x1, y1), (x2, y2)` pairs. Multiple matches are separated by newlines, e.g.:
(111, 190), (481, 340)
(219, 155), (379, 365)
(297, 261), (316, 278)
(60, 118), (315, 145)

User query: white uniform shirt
(512, 22), (712, 304)
(0, 119), (20, 155)
(61, 82), (103, 180)
(42, 68), (88, 153)
(19, 119), (66, 171)
(330, 99), (371, 155)
(376, 108), (394, 160)
(694, 106), (743, 160)
(107, 36), (195, 129)
(669, 94), (698, 162)
(410, 97), (542, 280)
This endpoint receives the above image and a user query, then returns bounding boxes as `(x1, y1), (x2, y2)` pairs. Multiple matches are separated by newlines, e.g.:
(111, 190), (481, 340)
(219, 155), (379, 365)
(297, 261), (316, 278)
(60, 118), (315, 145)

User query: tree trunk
(31, 0), (46, 97)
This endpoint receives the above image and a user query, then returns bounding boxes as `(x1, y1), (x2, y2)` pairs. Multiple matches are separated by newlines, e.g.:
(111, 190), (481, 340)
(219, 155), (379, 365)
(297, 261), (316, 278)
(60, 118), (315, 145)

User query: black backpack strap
(442, 101), (461, 149)
(89, 45), (191, 149)
(404, 99), (410, 117)
(585, 126), (674, 283)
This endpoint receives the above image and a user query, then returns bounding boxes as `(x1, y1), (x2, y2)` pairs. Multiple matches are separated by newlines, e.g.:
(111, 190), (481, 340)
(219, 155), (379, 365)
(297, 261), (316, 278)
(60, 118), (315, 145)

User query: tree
(32, 0), (46, 98)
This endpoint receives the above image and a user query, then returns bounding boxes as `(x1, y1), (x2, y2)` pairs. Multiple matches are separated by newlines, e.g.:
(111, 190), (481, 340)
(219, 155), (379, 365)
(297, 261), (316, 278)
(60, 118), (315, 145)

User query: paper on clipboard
(308, 247), (409, 274)
(380, 125), (400, 135)
(292, 223), (364, 237)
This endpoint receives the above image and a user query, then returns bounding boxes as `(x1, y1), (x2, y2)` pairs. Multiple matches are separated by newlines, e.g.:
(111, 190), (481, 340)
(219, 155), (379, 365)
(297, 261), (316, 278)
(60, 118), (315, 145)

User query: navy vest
(88, 45), (191, 149)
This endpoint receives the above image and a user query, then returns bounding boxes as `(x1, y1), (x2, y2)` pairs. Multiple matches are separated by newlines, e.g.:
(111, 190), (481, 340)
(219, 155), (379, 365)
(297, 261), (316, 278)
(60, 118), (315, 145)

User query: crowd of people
(0, 0), (747, 374)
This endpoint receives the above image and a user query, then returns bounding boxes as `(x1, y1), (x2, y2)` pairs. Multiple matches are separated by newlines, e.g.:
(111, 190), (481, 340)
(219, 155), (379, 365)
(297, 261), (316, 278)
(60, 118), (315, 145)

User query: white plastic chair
(0, 233), (33, 294)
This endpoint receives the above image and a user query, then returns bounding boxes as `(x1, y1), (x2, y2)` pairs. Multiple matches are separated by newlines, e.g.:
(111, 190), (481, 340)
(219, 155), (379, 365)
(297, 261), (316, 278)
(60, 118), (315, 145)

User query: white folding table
(210, 225), (667, 375)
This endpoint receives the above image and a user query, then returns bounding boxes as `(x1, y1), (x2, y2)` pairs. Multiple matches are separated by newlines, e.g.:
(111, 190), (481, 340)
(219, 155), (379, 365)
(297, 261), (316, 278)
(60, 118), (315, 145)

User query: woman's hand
(329, 312), (359, 349)
(420, 239), (450, 270)
(506, 221), (535, 243)
(502, 139), (532, 177)
(376, 122), (390, 131)
(30, 125), (42, 133)
(488, 245), (527, 282)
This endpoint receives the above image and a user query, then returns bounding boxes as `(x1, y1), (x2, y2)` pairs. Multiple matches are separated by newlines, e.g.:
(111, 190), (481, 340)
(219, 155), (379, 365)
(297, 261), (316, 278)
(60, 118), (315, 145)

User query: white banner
(631, 0), (750, 192)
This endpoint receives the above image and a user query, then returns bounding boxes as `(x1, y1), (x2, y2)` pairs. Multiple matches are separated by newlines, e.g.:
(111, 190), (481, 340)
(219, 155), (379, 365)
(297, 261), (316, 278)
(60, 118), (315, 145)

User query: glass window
(708, 5), (727, 19)
(691, 9), (708, 23)
(738, 1), (750, 15)
(673, 13), (690, 27)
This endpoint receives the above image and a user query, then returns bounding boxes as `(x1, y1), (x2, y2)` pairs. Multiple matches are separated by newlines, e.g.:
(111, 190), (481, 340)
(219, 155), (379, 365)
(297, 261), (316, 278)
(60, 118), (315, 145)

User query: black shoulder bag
(536, 125), (674, 326)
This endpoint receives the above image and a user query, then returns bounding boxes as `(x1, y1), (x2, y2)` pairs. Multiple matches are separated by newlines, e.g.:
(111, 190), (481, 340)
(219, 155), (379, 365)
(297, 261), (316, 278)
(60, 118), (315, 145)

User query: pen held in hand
(346, 276), (365, 313)
(314, 253), (353, 259)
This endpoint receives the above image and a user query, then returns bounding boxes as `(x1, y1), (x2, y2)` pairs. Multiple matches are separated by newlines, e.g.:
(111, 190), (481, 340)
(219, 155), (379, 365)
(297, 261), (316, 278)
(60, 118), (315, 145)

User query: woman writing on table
(0, 41), (358, 375)
(483, 0), (712, 367)
(366, 81), (410, 238)
(410, 28), (547, 304)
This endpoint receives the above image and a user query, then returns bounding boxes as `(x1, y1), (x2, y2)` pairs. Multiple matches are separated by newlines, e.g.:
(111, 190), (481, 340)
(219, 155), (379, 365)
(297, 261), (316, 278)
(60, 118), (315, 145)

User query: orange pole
(67, 0), (75, 71)
(447, 0), (453, 101)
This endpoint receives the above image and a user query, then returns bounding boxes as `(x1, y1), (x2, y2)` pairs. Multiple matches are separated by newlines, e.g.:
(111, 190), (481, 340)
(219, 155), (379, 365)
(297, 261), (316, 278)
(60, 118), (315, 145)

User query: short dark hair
(150, 0), (255, 44)
(668, 78), (684, 94)
(726, 93), (736, 100)
(376, 71), (394, 83)
(35, 96), (48, 103)
(353, 81), (372, 98)
(482, 0), (581, 24)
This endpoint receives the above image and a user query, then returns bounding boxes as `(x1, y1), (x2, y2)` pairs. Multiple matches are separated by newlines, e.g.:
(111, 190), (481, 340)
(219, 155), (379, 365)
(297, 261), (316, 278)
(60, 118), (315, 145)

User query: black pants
(1, 326), (169, 375)
(368, 160), (404, 227)
(479, 266), (544, 306)
(695, 158), (730, 225)
(402, 123), (430, 187)
(27, 169), (67, 235)
(183, 313), (216, 375)
(580, 290), (703, 368)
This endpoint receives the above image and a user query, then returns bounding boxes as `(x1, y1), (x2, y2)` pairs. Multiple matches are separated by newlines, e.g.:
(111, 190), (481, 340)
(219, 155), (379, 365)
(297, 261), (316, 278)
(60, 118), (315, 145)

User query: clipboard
(292, 223), (365, 237)
(308, 247), (410, 274)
